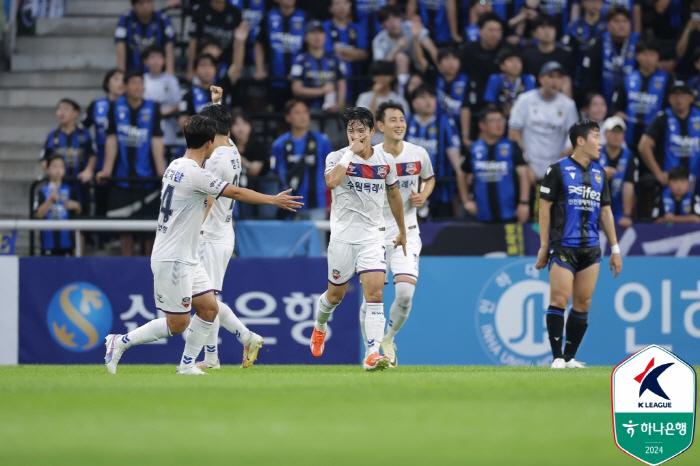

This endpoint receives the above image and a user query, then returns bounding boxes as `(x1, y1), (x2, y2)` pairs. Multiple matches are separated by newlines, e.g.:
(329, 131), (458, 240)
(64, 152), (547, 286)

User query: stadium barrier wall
(13, 257), (700, 366)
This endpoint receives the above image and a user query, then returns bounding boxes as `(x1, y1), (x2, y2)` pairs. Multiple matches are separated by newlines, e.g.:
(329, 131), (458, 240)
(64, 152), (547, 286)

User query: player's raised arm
(220, 185), (303, 212)
(325, 139), (363, 189)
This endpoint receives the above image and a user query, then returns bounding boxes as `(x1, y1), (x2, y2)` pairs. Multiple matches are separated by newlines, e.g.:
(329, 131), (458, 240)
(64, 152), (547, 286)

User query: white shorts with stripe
(386, 234), (421, 283)
(327, 239), (386, 286)
(151, 261), (213, 314)
(198, 239), (234, 292)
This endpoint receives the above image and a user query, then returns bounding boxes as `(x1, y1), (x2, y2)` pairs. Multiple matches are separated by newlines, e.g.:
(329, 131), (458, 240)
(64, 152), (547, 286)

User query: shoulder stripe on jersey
(215, 182), (230, 199)
(396, 161), (422, 177)
(346, 163), (391, 180)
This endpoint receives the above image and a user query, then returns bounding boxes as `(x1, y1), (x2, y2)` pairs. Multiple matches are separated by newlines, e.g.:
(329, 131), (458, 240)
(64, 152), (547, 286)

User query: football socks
(123, 318), (171, 348)
(384, 281), (415, 340)
(546, 306), (565, 360)
(179, 315), (213, 371)
(314, 292), (338, 332)
(364, 302), (386, 354)
(563, 309), (589, 362)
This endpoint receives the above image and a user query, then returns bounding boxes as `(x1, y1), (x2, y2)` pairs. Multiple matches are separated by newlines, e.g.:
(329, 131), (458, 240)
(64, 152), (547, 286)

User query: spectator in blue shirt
(115, 0), (175, 73)
(291, 21), (347, 113)
(272, 99), (333, 220)
(179, 54), (218, 129)
(484, 46), (537, 122)
(429, 47), (469, 137)
(652, 166), (700, 223)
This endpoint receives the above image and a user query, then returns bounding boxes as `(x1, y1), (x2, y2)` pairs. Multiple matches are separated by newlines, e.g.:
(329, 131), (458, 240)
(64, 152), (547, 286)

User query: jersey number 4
(160, 184), (174, 223)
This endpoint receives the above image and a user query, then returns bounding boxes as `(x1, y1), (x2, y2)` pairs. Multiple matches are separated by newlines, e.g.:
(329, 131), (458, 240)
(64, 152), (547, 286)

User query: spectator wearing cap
(638, 81), (700, 197)
(522, 14), (575, 98)
(599, 116), (638, 227)
(324, 0), (369, 105)
(652, 166), (700, 223)
(355, 60), (410, 145)
(581, 7), (639, 106)
(676, 0), (700, 79)
(508, 61), (578, 217)
(115, 0), (175, 74)
(254, 0), (307, 111)
(291, 21), (347, 113)
(610, 33), (672, 155)
(483, 47), (536, 122)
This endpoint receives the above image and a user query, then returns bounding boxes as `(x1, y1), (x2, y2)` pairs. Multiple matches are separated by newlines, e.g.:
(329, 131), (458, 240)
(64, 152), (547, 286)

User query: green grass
(0, 365), (697, 466)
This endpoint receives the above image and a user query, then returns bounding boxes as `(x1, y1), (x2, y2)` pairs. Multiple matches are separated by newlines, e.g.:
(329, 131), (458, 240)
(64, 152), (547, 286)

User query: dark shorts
(548, 246), (602, 275)
(106, 186), (160, 220)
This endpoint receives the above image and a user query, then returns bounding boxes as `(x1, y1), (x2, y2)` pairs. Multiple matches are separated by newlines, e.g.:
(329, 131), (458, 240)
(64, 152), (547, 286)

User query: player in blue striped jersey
(536, 120), (622, 369)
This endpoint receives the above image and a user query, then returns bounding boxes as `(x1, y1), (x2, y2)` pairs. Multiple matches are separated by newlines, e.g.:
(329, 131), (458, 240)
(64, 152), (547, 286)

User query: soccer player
(358, 101), (434, 368)
(535, 120), (623, 369)
(192, 87), (264, 369)
(103, 115), (303, 375)
(310, 107), (407, 371)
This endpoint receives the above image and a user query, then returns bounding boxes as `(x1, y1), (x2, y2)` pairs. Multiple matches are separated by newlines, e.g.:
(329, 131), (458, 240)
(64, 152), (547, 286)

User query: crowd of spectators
(34, 0), (700, 256)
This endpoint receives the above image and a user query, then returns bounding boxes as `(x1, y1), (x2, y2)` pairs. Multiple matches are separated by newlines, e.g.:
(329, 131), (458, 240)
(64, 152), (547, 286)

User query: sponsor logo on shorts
(182, 297), (191, 309)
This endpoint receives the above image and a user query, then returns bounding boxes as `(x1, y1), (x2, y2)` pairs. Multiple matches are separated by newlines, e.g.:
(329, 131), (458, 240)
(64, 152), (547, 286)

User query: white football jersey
(325, 147), (398, 245)
(200, 142), (242, 245)
(375, 142), (434, 241)
(151, 157), (229, 265)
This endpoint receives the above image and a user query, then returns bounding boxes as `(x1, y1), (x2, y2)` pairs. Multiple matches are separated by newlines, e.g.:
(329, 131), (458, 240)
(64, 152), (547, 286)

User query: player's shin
(123, 318), (172, 348)
(563, 309), (588, 361)
(203, 316), (220, 364)
(546, 306), (565, 360)
(359, 299), (369, 358)
(364, 302), (386, 354)
(217, 301), (251, 346)
(384, 281), (415, 341)
(314, 292), (338, 332)
(179, 315), (213, 370)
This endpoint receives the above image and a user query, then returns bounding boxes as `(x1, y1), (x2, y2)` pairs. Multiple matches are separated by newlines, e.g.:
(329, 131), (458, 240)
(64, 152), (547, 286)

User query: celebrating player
(535, 120), (623, 370)
(358, 101), (434, 368)
(104, 115), (303, 375)
(310, 106), (407, 371)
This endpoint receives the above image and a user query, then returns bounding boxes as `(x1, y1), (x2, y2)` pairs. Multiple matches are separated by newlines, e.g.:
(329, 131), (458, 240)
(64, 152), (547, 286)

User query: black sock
(563, 309), (589, 362)
(546, 306), (565, 360)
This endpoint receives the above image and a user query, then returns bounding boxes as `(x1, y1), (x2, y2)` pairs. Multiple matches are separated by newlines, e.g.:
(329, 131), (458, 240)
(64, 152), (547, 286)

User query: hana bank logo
(47, 282), (113, 352)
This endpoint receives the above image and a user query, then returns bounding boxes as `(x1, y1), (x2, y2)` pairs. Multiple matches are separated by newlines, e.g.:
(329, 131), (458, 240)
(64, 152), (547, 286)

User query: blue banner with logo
(384, 257), (700, 366)
(19, 257), (359, 365)
(0, 230), (17, 255)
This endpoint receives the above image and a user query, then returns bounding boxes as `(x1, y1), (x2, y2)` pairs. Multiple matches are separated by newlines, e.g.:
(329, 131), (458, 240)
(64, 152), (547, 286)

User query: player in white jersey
(310, 107), (407, 371)
(191, 89), (264, 370)
(103, 115), (303, 374)
(358, 101), (435, 368)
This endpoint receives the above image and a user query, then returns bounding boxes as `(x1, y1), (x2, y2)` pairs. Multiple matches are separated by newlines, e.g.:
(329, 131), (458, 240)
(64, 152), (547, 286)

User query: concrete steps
(15, 36), (115, 55)
(0, 71), (108, 89)
(0, 107), (57, 127)
(66, 0), (178, 17)
(11, 53), (116, 72)
(1, 160), (44, 181)
(0, 143), (44, 163)
(0, 88), (103, 108)
(35, 13), (182, 37)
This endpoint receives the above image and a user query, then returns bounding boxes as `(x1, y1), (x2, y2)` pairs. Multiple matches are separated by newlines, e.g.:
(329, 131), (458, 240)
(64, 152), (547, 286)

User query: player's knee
(394, 282), (415, 308)
(167, 320), (189, 335)
(550, 294), (569, 309)
(573, 297), (592, 312)
(366, 290), (383, 302)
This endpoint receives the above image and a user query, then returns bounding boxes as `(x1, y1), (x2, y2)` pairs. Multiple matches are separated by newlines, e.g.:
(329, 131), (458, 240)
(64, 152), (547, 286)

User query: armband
(338, 150), (354, 168)
(611, 244), (621, 254)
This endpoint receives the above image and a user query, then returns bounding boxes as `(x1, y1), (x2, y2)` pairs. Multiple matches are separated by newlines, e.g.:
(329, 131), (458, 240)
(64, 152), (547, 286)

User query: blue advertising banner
(385, 257), (700, 366)
(19, 257), (360, 365)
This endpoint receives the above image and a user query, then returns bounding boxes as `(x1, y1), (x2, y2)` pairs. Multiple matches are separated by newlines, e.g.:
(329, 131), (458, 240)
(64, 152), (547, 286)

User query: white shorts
(151, 261), (213, 314)
(327, 239), (386, 286)
(198, 240), (234, 292)
(386, 235), (421, 283)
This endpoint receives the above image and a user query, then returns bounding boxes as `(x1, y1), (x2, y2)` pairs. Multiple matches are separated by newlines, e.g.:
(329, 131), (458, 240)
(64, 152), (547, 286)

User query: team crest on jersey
(428, 126), (437, 135)
(346, 163), (356, 176)
(500, 147), (509, 156)
(654, 81), (661, 89)
(182, 297), (191, 309)
(377, 166), (388, 178)
(332, 269), (341, 280)
(405, 163), (418, 175)
(309, 139), (316, 151)
(349, 28), (356, 40)
(595, 173), (602, 183)
(695, 122), (700, 131)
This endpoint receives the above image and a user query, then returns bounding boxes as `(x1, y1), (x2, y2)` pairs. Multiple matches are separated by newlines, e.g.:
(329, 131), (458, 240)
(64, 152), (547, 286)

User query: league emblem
(332, 269), (341, 280)
(182, 297), (191, 309)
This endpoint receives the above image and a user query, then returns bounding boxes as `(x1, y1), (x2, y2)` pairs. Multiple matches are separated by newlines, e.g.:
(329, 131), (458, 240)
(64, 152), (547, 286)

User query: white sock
(218, 301), (251, 346)
(179, 315), (213, 370)
(384, 282), (415, 341)
(359, 299), (369, 357)
(122, 318), (171, 348)
(203, 316), (220, 363)
(364, 302), (385, 354)
(314, 291), (338, 332)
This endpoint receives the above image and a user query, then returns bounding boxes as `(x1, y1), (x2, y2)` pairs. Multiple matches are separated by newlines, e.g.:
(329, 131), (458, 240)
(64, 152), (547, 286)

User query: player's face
(108, 71), (125, 96)
(438, 55), (460, 77)
(585, 95), (607, 122)
(605, 128), (625, 147)
(197, 60), (217, 85)
(47, 159), (66, 180)
(378, 109), (406, 141)
(133, 0), (154, 20)
(305, 30), (326, 49)
(56, 103), (78, 125)
(346, 120), (374, 150)
(125, 77), (145, 100)
(669, 178), (690, 199)
(636, 50), (659, 72)
(480, 21), (502, 48)
(534, 25), (556, 44)
(608, 15), (631, 40)
(500, 56), (522, 77)
(330, 0), (351, 20)
(285, 102), (310, 130)
(231, 116), (252, 143)
(411, 93), (436, 116)
(582, 129), (602, 159)
(144, 52), (165, 75)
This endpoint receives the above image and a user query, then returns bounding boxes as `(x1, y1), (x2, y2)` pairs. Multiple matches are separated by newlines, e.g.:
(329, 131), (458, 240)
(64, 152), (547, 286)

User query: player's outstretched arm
(600, 205), (622, 278)
(387, 183), (407, 256)
(220, 185), (304, 212)
(535, 199), (552, 270)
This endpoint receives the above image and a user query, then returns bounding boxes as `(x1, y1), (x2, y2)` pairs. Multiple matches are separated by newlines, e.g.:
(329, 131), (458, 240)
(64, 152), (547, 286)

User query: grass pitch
(0, 365), (696, 466)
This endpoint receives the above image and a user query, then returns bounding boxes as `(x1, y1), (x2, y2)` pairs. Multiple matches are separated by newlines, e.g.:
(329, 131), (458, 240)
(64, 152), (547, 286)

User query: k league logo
(475, 260), (552, 366)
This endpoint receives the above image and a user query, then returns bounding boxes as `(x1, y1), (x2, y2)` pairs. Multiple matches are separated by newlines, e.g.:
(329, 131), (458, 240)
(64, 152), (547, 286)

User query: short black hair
(199, 104), (231, 136)
(284, 98), (308, 115)
(569, 120), (600, 148)
(496, 46), (521, 64)
(102, 69), (123, 93)
(477, 12), (502, 30)
(141, 44), (165, 62)
(478, 105), (502, 123)
(194, 53), (217, 69)
(377, 5), (402, 24)
(376, 101), (405, 122)
(197, 35), (222, 54)
(606, 7), (631, 22)
(437, 47), (460, 63)
(668, 166), (690, 181)
(532, 13), (557, 30)
(184, 115), (217, 149)
(47, 155), (66, 168)
(369, 60), (396, 76)
(342, 107), (374, 131)
(123, 70), (143, 84)
(57, 98), (80, 112)
(410, 84), (436, 101)
(584, 91), (605, 109)
(635, 33), (660, 54)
